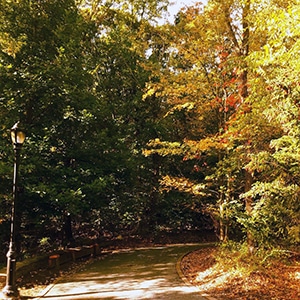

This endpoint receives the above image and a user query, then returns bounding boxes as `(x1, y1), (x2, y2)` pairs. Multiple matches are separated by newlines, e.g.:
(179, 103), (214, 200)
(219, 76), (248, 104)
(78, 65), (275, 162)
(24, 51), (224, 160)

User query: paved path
(35, 244), (213, 300)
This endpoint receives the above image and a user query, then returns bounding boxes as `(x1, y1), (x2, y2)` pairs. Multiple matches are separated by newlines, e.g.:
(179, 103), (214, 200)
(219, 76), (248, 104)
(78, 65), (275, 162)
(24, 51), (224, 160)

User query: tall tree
(143, 0), (290, 250)
(239, 0), (300, 247)
(0, 0), (98, 247)
(80, 0), (171, 233)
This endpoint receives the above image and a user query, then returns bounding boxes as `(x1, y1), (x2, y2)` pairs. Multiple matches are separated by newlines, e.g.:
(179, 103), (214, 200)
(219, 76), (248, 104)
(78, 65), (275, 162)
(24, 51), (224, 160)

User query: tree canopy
(0, 0), (299, 257)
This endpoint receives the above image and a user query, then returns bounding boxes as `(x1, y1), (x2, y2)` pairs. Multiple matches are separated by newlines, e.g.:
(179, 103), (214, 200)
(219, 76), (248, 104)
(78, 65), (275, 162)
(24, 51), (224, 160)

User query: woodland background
(0, 0), (299, 260)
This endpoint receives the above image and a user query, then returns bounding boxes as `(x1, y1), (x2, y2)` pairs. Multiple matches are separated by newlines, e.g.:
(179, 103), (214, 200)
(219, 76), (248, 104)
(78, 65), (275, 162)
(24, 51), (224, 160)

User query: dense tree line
(0, 0), (299, 258)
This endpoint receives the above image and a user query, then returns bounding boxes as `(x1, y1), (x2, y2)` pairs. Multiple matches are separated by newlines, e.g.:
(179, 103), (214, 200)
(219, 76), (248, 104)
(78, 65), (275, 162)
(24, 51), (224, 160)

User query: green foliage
(240, 180), (300, 246)
(0, 0), (175, 254)
(1, 0), (299, 258)
(216, 240), (296, 273)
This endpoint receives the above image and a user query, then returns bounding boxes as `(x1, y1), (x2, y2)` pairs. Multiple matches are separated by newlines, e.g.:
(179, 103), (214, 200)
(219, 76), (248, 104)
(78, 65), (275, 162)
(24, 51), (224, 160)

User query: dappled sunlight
(41, 276), (200, 299)
(72, 278), (165, 291)
(194, 265), (242, 292)
(293, 271), (300, 280)
(189, 253), (300, 300)
(33, 245), (205, 299)
(46, 277), (166, 294)
(72, 262), (177, 282)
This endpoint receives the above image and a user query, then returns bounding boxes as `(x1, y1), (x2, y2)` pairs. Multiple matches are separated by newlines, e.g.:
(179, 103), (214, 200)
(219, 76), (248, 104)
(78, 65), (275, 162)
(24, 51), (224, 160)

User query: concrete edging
(175, 243), (219, 300)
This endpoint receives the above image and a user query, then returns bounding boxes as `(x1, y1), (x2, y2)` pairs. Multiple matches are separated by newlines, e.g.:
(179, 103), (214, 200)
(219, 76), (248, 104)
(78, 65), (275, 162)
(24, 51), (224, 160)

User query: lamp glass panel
(16, 131), (26, 144)
(11, 130), (26, 145)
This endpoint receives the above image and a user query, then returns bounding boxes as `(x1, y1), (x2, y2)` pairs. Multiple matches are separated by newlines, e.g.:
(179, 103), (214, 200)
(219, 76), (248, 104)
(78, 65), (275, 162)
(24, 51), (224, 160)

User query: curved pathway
(35, 244), (214, 300)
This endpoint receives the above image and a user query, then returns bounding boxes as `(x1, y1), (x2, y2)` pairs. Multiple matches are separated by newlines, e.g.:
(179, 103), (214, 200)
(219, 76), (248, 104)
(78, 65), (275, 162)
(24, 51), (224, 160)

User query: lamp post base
(1, 286), (19, 299)
(3, 247), (18, 299)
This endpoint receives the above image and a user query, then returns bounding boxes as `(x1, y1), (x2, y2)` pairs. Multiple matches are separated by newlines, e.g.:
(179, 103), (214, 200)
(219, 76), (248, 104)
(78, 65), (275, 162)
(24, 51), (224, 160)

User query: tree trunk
(245, 170), (255, 255)
(63, 213), (74, 247)
(219, 201), (228, 242)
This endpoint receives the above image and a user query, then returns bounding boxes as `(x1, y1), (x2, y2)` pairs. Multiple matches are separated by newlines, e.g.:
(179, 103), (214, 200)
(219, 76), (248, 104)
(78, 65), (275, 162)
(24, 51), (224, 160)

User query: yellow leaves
(185, 20), (196, 30)
(0, 32), (26, 57)
(263, 44), (271, 60)
(183, 137), (229, 159)
(251, 1), (300, 73)
(164, 102), (195, 117)
(287, 226), (300, 243)
(143, 136), (229, 159)
(142, 86), (156, 100)
(160, 175), (207, 196)
(143, 138), (183, 157)
(50, 146), (57, 153)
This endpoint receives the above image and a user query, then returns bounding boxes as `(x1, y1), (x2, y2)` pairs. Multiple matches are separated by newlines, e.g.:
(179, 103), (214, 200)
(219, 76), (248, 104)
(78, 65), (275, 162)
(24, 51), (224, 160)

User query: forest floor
(181, 246), (300, 300)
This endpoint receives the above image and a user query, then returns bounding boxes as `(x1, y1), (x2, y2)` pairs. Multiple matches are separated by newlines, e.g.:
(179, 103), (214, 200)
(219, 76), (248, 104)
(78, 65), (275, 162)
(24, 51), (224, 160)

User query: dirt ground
(181, 247), (300, 300)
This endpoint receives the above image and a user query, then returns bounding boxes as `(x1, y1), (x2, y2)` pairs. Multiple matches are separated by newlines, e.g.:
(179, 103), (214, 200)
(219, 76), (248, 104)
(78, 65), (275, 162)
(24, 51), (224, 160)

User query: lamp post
(2, 122), (25, 298)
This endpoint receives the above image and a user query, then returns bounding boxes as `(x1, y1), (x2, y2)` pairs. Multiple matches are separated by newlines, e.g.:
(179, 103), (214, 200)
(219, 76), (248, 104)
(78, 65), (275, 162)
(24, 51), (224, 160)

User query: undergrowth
(215, 240), (299, 273)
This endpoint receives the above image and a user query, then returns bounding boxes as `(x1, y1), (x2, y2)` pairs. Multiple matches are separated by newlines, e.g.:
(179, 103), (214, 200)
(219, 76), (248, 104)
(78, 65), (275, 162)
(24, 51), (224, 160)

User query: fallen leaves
(181, 247), (300, 300)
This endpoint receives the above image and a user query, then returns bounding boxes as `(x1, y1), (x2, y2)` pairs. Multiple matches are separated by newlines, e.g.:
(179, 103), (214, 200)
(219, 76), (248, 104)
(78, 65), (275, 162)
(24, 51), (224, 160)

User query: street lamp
(2, 122), (25, 298)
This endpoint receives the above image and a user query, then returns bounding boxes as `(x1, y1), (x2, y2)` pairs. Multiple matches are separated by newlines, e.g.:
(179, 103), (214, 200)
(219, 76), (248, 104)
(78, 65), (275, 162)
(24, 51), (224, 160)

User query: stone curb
(33, 255), (99, 299)
(175, 243), (219, 300)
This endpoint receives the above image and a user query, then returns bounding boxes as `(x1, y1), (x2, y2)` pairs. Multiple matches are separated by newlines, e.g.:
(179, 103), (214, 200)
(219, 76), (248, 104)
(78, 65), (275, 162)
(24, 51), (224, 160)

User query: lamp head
(11, 122), (26, 148)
